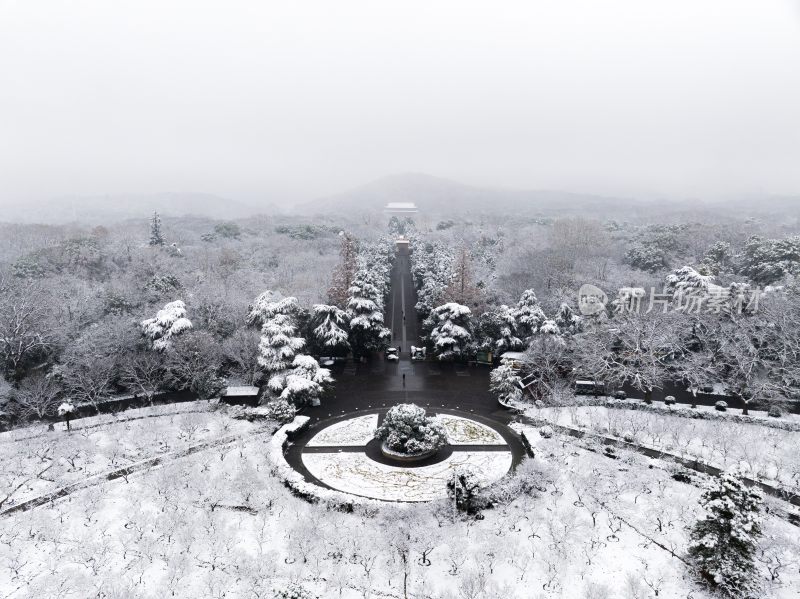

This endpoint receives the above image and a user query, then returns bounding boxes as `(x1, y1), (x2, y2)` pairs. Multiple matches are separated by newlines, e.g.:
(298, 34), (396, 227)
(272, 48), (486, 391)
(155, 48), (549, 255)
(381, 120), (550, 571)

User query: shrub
(767, 405), (783, 418)
(664, 395), (676, 406)
(715, 400), (728, 412)
(375, 403), (447, 454)
(539, 425), (554, 438)
(263, 398), (296, 423)
(273, 583), (317, 599)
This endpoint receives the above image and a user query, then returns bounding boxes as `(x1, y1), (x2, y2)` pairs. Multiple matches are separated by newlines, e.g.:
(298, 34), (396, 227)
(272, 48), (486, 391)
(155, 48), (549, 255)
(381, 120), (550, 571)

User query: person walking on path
(402, 373), (406, 386)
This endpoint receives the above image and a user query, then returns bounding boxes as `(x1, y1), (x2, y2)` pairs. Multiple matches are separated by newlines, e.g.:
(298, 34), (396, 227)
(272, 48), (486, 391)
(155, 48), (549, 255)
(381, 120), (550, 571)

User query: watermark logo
(577, 283), (765, 315)
(578, 284), (608, 315)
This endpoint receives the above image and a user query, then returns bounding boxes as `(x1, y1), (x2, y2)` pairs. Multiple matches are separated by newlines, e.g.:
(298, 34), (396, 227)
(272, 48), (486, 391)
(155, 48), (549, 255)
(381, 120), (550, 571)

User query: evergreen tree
(489, 361), (523, 404)
(346, 272), (389, 358)
(310, 304), (350, 354)
(149, 211), (164, 246)
(140, 300), (193, 351)
(257, 313), (305, 375)
(427, 302), (472, 360)
(494, 304), (523, 354)
(554, 303), (581, 334)
(688, 471), (763, 598)
(514, 289), (546, 342)
(268, 354), (332, 406)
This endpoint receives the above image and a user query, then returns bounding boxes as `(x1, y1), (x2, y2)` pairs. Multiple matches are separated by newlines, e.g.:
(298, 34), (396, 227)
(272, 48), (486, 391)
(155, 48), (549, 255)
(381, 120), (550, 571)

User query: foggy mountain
(302, 172), (652, 216)
(2, 192), (262, 225)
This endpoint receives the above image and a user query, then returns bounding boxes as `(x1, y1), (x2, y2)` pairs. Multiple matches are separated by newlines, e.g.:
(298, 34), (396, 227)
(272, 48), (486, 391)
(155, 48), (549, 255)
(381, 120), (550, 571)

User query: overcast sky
(1, 0), (799, 205)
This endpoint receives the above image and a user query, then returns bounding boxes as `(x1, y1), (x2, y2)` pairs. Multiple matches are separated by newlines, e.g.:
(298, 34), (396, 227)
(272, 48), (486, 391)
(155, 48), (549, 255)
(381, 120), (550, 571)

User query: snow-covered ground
(534, 405), (800, 493)
(305, 413), (378, 446)
(3, 412), (798, 598)
(2, 403), (799, 598)
(436, 414), (505, 445)
(302, 451), (513, 502)
(1, 402), (257, 509)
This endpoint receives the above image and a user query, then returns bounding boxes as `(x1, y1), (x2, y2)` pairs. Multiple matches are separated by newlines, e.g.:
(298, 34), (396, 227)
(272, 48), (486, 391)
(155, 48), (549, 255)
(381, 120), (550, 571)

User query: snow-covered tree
(442, 246), (482, 309)
(149, 211), (164, 246)
(248, 293), (301, 329)
(257, 313), (305, 375)
(375, 403), (448, 455)
(688, 471), (763, 598)
(140, 300), (193, 351)
(310, 304), (350, 354)
(489, 361), (523, 405)
(346, 272), (389, 358)
(703, 241), (734, 274)
(427, 302), (472, 360)
(494, 305), (523, 354)
(166, 331), (224, 399)
(739, 234), (800, 285)
(411, 238), (454, 317)
(446, 468), (484, 515)
(514, 289), (546, 342)
(554, 302), (581, 334)
(328, 233), (358, 308)
(268, 354), (332, 406)
(58, 401), (76, 431)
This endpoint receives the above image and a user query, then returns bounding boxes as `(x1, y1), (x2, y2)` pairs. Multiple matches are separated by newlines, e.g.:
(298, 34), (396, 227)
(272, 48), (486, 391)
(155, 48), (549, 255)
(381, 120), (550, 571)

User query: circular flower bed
(375, 404), (448, 460)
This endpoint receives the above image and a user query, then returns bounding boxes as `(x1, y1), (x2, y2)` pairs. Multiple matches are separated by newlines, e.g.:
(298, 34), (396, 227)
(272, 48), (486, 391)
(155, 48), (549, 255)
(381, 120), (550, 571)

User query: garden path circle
(292, 410), (517, 502)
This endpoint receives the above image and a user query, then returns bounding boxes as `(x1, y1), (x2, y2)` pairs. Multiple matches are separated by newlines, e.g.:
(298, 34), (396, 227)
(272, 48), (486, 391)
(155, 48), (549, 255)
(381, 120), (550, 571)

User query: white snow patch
(306, 414), (379, 447)
(302, 451), (512, 502)
(436, 415), (505, 445)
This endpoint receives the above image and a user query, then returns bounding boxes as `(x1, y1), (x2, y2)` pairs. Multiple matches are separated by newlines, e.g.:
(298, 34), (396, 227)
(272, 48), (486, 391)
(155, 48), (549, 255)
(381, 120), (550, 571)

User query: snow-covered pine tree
(688, 470), (763, 598)
(248, 293), (301, 328)
(268, 354), (332, 406)
(140, 300), (193, 350)
(554, 303), (581, 334)
(427, 302), (472, 360)
(489, 360), (523, 405)
(310, 304), (350, 354)
(514, 289), (546, 342)
(346, 271), (389, 358)
(257, 313), (305, 375)
(149, 211), (164, 246)
(494, 304), (523, 354)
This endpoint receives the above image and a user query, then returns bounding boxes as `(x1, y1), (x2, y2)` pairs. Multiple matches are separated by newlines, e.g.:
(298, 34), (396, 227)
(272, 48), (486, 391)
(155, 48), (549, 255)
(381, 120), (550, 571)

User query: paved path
(289, 243), (526, 496)
(301, 243), (507, 426)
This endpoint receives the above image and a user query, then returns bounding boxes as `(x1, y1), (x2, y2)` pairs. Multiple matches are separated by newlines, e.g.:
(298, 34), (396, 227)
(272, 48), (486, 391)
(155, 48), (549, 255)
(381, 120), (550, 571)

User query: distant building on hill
(384, 202), (418, 215)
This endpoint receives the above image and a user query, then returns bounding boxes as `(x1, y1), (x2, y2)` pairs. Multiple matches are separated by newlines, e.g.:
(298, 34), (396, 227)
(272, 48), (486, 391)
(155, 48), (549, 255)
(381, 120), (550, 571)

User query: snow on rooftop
(222, 386), (260, 396)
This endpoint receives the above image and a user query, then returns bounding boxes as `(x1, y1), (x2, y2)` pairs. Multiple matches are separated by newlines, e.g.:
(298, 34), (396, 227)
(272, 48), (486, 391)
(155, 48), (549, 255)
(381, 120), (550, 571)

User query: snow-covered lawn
(535, 405), (800, 493)
(302, 451), (513, 502)
(306, 413), (378, 446)
(0, 402), (257, 509)
(436, 414), (505, 445)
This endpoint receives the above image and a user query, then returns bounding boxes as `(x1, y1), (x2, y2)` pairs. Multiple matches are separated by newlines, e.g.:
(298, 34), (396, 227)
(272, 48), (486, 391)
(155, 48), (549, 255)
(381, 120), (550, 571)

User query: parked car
(386, 347), (399, 362)
(411, 346), (426, 361)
